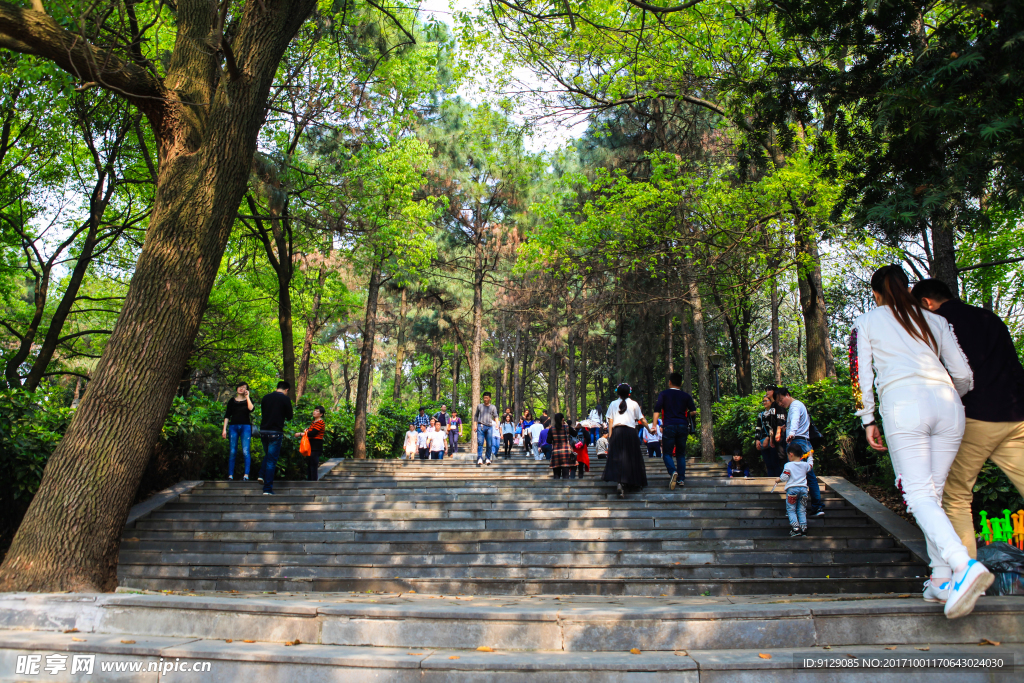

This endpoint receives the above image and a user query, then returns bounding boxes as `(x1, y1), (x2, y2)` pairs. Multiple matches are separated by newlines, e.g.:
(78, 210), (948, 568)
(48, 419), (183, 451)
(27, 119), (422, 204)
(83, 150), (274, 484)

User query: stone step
(119, 536), (900, 554)
(116, 575), (926, 595)
(6, 592), (1018, 654)
(118, 547), (914, 567)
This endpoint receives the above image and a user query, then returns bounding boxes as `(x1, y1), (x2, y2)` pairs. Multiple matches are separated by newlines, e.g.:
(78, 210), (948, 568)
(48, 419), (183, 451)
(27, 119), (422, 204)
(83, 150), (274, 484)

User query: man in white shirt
(528, 421), (544, 460)
(428, 423), (448, 460)
(775, 387), (824, 516)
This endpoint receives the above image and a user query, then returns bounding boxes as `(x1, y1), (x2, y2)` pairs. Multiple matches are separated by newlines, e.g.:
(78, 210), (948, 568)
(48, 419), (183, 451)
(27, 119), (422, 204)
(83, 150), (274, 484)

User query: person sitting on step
(778, 443), (813, 537)
(726, 450), (750, 478)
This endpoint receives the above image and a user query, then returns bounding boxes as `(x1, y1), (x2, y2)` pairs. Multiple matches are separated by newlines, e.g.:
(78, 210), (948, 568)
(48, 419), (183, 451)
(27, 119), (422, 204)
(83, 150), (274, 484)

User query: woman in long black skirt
(603, 383), (648, 498)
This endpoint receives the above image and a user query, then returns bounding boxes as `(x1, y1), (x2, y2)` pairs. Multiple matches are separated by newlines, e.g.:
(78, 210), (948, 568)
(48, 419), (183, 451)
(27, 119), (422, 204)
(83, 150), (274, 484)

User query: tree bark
(682, 309), (693, 395)
(795, 229), (836, 383)
(470, 234), (484, 416)
(451, 345), (460, 409)
(430, 352), (439, 402)
(392, 286), (408, 401)
(578, 333), (587, 418)
(771, 275), (781, 386)
(0, 0), (316, 592)
(683, 261), (715, 463)
(295, 268), (326, 401)
(930, 212), (959, 297)
(666, 316), (674, 374)
(547, 346), (558, 414)
(353, 258), (382, 460)
(566, 328), (577, 422)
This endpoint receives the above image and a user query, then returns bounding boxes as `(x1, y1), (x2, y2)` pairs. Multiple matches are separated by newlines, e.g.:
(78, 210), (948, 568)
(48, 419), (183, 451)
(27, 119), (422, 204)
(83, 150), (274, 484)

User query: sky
(416, 0), (588, 152)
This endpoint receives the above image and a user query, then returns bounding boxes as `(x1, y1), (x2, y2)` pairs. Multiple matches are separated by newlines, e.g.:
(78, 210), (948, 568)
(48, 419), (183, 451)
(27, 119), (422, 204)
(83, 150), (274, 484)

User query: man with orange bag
(295, 406), (327, 482)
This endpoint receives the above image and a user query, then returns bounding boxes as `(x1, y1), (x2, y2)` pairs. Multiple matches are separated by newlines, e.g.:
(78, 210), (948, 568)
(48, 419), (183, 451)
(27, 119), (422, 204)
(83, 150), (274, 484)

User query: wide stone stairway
(3, 456), (1022, 681)
(116, 458), (927, 595)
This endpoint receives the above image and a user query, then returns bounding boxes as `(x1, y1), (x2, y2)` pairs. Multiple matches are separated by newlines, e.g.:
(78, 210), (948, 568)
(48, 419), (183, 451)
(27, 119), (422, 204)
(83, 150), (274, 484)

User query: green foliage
(973, 462), (1024, 515)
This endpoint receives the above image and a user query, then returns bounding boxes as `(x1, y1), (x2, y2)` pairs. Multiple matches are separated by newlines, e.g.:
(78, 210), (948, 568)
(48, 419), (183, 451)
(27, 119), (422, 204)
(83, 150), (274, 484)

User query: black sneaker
(789, 527), (802, 537)
(800, 527), (808, 536)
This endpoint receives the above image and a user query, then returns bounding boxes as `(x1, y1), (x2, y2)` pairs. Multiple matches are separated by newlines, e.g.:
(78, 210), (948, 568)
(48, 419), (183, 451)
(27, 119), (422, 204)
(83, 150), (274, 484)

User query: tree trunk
(930, 212), (959, 298)
(795, 230), (836, 383)
(353, 259), (382, 460)
(578, 335), (587, 418)
(666, 316), (674, 374)
(470, 236), (484, 416)
(684, 261), (716, 463)
(771, 275), (781, 386)
(682, 310), (693, 395)
(0, 0), (315, 592)
(502, 351), (513, 414)
(276, 255), (297, 399)
(392, 286), (408, 401)
(295, 269), (326, 401)
(513, 328), (523, 418)
(547, 347), (558, 414)
(567, 328), (577, 422)
(451, 346), (460, 410)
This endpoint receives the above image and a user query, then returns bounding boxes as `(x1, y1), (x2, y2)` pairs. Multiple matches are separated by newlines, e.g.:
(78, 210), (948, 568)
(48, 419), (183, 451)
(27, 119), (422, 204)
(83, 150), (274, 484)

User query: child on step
(777, 443), (814, 537)
(572, 436), (590, 479)
(726, 450), (750, 478)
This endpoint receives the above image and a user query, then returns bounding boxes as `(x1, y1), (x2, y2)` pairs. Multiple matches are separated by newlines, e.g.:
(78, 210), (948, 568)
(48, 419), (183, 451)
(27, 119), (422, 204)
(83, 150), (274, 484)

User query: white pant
(532, 442), (542, 460)
(882, 383), (971, 577)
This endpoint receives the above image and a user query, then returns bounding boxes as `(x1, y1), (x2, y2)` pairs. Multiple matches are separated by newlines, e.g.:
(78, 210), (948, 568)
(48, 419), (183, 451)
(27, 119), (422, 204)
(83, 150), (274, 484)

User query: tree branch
(0, 2), (167, 121)
(957, 256), (1024, 273)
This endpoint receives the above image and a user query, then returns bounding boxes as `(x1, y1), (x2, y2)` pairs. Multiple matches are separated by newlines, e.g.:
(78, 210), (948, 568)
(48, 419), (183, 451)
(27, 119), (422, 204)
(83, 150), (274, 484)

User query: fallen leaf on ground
(63, 628), (79, 633)
(674, 651), (688, 656)
(758, 653), (771, 659)
(979, 639), (1000, 646)
(408, 590), (416, 593)
(630, 648), (642, 655)
(822, 645), (831, 650)
(916, 646), (930, 651)
(71, 637), (85, 642)
(284, 639), (301, 646)
(120, 640), (136, 644)
(897, 594), (911, 598)
(243, 639), (256, 643)
(477, 646), (494, 652)
(225, 639), (233, 643)
(884, 646), (897, 650)
(407, 653), (425, 656)
(449, 656), (460, 660)
(660, 594), (667, 597)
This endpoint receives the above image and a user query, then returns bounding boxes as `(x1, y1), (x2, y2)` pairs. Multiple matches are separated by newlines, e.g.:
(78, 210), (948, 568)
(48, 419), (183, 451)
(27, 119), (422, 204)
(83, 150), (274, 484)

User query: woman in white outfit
(853, 265), (992, 619)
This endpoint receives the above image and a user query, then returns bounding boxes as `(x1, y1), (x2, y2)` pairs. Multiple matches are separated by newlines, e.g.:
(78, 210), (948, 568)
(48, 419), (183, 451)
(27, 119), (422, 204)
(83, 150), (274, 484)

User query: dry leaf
(63, 628), (79, 634)
(884, 646), (897, 650)
(674, 651), (688, 656)
(916, 646), (930, 652)
(243, 639), (256, 644)
(448, 656), (460, 660)
(407, 653), (425, 656)
(758, 653), (772, 659)
(630, 648), (641, 655)
(979, 639), (1000, 646)
(408, 590), (416, 593)
(120, 640), (136, 644)
(284, 639), (302, 646)
(823, 646), (832, 650)
(476, 647), (494, 652)
(225, 639), (233, 643)
(660, 594), (667, 597)
(71, 637), (85, 642)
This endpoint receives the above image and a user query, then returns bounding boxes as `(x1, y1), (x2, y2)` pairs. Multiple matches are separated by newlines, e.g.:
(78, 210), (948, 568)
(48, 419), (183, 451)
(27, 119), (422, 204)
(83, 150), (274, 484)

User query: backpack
(808, 417), (824, 447)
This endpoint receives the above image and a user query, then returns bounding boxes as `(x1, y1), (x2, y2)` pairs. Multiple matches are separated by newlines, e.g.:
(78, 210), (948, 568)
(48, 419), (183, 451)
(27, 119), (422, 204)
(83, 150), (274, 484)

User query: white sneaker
(923, 579), (949, 604)
(243, 475), (249, 481)
(944, 560), (993, 619)
(669, 472), (678, 490)
(228, 475), (233, 480)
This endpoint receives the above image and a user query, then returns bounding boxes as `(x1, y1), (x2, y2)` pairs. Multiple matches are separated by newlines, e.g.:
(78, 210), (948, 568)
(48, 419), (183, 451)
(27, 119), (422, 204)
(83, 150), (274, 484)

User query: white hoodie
(853, 305), (973, 425)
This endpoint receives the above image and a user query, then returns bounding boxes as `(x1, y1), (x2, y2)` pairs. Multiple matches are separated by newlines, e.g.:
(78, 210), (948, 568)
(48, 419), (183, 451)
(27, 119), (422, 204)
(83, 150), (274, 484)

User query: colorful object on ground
(977, 509), (1024, 547)
(848, 329), (863, 411)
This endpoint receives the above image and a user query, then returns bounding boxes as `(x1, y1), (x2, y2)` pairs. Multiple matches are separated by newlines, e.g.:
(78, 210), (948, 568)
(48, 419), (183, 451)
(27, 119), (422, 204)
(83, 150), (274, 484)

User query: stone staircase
(116, 456), (928, 595)
(3, 457), (1022, 681)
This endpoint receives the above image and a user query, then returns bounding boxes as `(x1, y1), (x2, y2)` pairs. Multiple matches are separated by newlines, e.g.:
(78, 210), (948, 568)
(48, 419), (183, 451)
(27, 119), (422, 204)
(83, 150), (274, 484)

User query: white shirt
(780, 459), (813, 490)
(528, 422), (544, 440)
(427, 428), (447, 452)
(417, 432), (429, 448)
(853, 306), (973, 425)
(404, 431), (418, 455)
(643, 423), (662, 443)
(786, 400), (810, 440)
(607, 398), (644, 429)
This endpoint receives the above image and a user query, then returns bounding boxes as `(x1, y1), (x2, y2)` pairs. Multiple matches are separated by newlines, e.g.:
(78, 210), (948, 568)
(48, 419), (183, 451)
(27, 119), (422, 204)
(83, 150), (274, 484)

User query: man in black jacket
(913, 279), (1024, 557)
(257, 380), (294, 495)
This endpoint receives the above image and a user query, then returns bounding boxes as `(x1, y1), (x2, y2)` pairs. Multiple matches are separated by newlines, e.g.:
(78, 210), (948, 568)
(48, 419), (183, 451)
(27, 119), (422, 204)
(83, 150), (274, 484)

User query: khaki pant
(942, 418), (1024, 557)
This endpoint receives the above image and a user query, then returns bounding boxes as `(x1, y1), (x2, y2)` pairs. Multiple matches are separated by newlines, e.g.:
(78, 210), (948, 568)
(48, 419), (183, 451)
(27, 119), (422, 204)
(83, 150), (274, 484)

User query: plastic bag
(977, 543), (1024, 596)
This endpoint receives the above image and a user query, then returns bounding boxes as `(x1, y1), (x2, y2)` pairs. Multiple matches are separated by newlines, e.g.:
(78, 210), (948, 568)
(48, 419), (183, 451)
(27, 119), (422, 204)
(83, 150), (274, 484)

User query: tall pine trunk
(470, 236), (484, 416)
(353, 259), (382, 460)
(771, 275), (781, 385)
(295, 273), (324, 401)
(930, 212), (959, 297)
(451, 346), (461, 410)
(682, 311), (692, 395)
(683, 261), (716, 463)
(392, 286), (408, 400)
(567, 328), (577, 422)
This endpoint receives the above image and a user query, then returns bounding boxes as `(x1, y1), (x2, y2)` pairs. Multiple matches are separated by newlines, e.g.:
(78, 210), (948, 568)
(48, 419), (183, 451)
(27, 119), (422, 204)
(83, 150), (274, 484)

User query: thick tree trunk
(4, 265), (49, 388)
(502, 351), (513, 414)
(666, 316), (674, 374)
(547, 348), (558, 414)
(392, 286), (408, 400)
(795, 230), (836, 383)
(578, 335), (587, 418)
(0, 0), (315, 592)
(430, 352), (439, 402)
(276, 258), (297, 399)
(930, 213), (959, 298)
(683, 262), (715, 463)
(353, 259), (382, 460)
